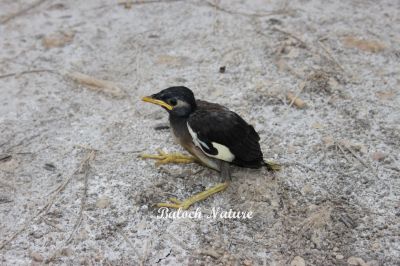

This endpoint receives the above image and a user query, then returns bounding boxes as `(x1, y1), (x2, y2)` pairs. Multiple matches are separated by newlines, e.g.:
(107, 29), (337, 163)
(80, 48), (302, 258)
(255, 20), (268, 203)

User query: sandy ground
(0, 0), (399, 265)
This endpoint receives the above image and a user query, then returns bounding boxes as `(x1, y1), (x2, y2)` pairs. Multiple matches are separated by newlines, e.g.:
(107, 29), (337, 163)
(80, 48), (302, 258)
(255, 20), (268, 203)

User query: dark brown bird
(141, 86), (279, 209)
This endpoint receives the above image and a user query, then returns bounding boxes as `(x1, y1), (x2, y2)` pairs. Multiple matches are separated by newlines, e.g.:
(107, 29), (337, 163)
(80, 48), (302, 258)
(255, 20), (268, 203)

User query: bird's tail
(263, 160), (282, 171)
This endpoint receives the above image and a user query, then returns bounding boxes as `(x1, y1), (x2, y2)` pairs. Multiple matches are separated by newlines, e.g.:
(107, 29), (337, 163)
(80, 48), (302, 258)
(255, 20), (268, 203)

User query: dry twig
(66, 72), (126, 98)
(336, 142), (352, 163)
(336, 140), (376, 175)
(0, 219), (31, 250)
(318, 40), (346, 73)
(140, 239), (152, 266)
(0, 0), (47, 24)
(342, 36), (386, 53)
(278, 80), (307, 123)
(0, 69), (57, 79)
(287, 91), (306, 109)
(297, 205), (333, 241)
(42, 31), (75, 48)
(66, 150), (96, 244)
(272, 27), (307, 48)
(0, 148), (95, 250)
(119, 0), (184, 6)
(197, 248), (223, 259)
(343, 144), (374, 172)
(40, 217), (63, 232)
(116, 226), (141, 259)
(205, 1), (293, 17)
(41, 150), (95, 215)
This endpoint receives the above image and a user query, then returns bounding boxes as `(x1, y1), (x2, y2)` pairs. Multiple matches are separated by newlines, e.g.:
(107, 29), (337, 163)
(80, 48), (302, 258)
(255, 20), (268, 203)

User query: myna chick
(141, 86), (279, 209)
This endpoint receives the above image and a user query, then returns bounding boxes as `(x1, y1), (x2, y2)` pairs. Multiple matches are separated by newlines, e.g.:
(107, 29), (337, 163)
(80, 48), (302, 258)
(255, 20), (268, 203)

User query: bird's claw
(155, 182), (229, 210)
(140, 149), (196, 166)
(156, 197), (192, 210)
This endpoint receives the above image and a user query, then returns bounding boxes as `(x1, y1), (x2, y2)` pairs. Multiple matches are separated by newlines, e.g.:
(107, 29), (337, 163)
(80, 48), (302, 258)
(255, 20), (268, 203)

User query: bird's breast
(169, 116), (220, 171)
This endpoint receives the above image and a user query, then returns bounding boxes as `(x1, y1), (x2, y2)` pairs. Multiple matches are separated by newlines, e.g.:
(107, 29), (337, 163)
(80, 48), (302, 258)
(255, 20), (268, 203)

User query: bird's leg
(156, 182), (229, 210)
(140, 149), (198, 166)
(156, 162), (231, 210)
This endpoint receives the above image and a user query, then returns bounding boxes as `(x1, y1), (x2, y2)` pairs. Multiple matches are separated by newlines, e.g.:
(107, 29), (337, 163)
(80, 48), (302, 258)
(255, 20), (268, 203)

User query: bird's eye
(169, 98), (177, 106)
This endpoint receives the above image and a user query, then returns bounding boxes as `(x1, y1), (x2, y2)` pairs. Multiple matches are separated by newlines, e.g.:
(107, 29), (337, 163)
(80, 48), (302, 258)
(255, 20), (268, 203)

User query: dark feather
(188, 100), (264, 168)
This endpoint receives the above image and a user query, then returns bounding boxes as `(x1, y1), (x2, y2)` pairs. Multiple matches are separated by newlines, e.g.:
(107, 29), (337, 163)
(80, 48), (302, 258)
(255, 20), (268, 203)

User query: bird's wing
(187, 101), (263, 165)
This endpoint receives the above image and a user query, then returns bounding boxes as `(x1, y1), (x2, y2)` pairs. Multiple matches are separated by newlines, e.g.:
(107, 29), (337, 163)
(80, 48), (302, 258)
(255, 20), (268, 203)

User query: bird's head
(142, 86), (196, 117)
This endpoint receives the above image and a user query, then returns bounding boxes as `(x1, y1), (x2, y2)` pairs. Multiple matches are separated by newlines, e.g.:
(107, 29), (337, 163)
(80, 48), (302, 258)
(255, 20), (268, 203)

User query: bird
(140, 86), (279, 209)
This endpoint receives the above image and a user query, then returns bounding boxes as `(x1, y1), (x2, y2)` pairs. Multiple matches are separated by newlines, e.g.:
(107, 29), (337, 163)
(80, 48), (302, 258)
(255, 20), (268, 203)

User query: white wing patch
(187, 122), (235, 162)
(210, 142), (235, 162)
(187, 122), (210, 149)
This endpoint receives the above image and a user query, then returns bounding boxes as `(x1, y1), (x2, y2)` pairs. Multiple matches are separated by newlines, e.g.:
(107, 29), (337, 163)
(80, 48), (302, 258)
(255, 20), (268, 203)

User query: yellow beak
(142, 96), (173, 110)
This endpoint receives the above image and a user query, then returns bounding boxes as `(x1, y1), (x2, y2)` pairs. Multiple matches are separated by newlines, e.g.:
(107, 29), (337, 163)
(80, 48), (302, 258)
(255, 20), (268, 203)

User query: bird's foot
(156, 182), (229, 210)
(140, 149), (197, 166)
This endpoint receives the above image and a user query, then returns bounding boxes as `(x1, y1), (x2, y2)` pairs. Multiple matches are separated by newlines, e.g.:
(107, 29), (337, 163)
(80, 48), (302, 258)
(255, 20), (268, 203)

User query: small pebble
(347, 256), (367, 266)
(219, 66), (226, 73)
(116, 217), (127, 227)
(154, 123), (169, 130)
(96, 196), (111, 209)
(290, 256), (305, 266)
(336, 254), (344, 260)
(371, 151), (386, 161)
(367, 260), (379, 266)
(44, 163), (56, 171)
(243, 259), (253, 266)
(61, 247), (73, 257)
(268, 18), (282, 25)
(31, 252), (44, 262)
